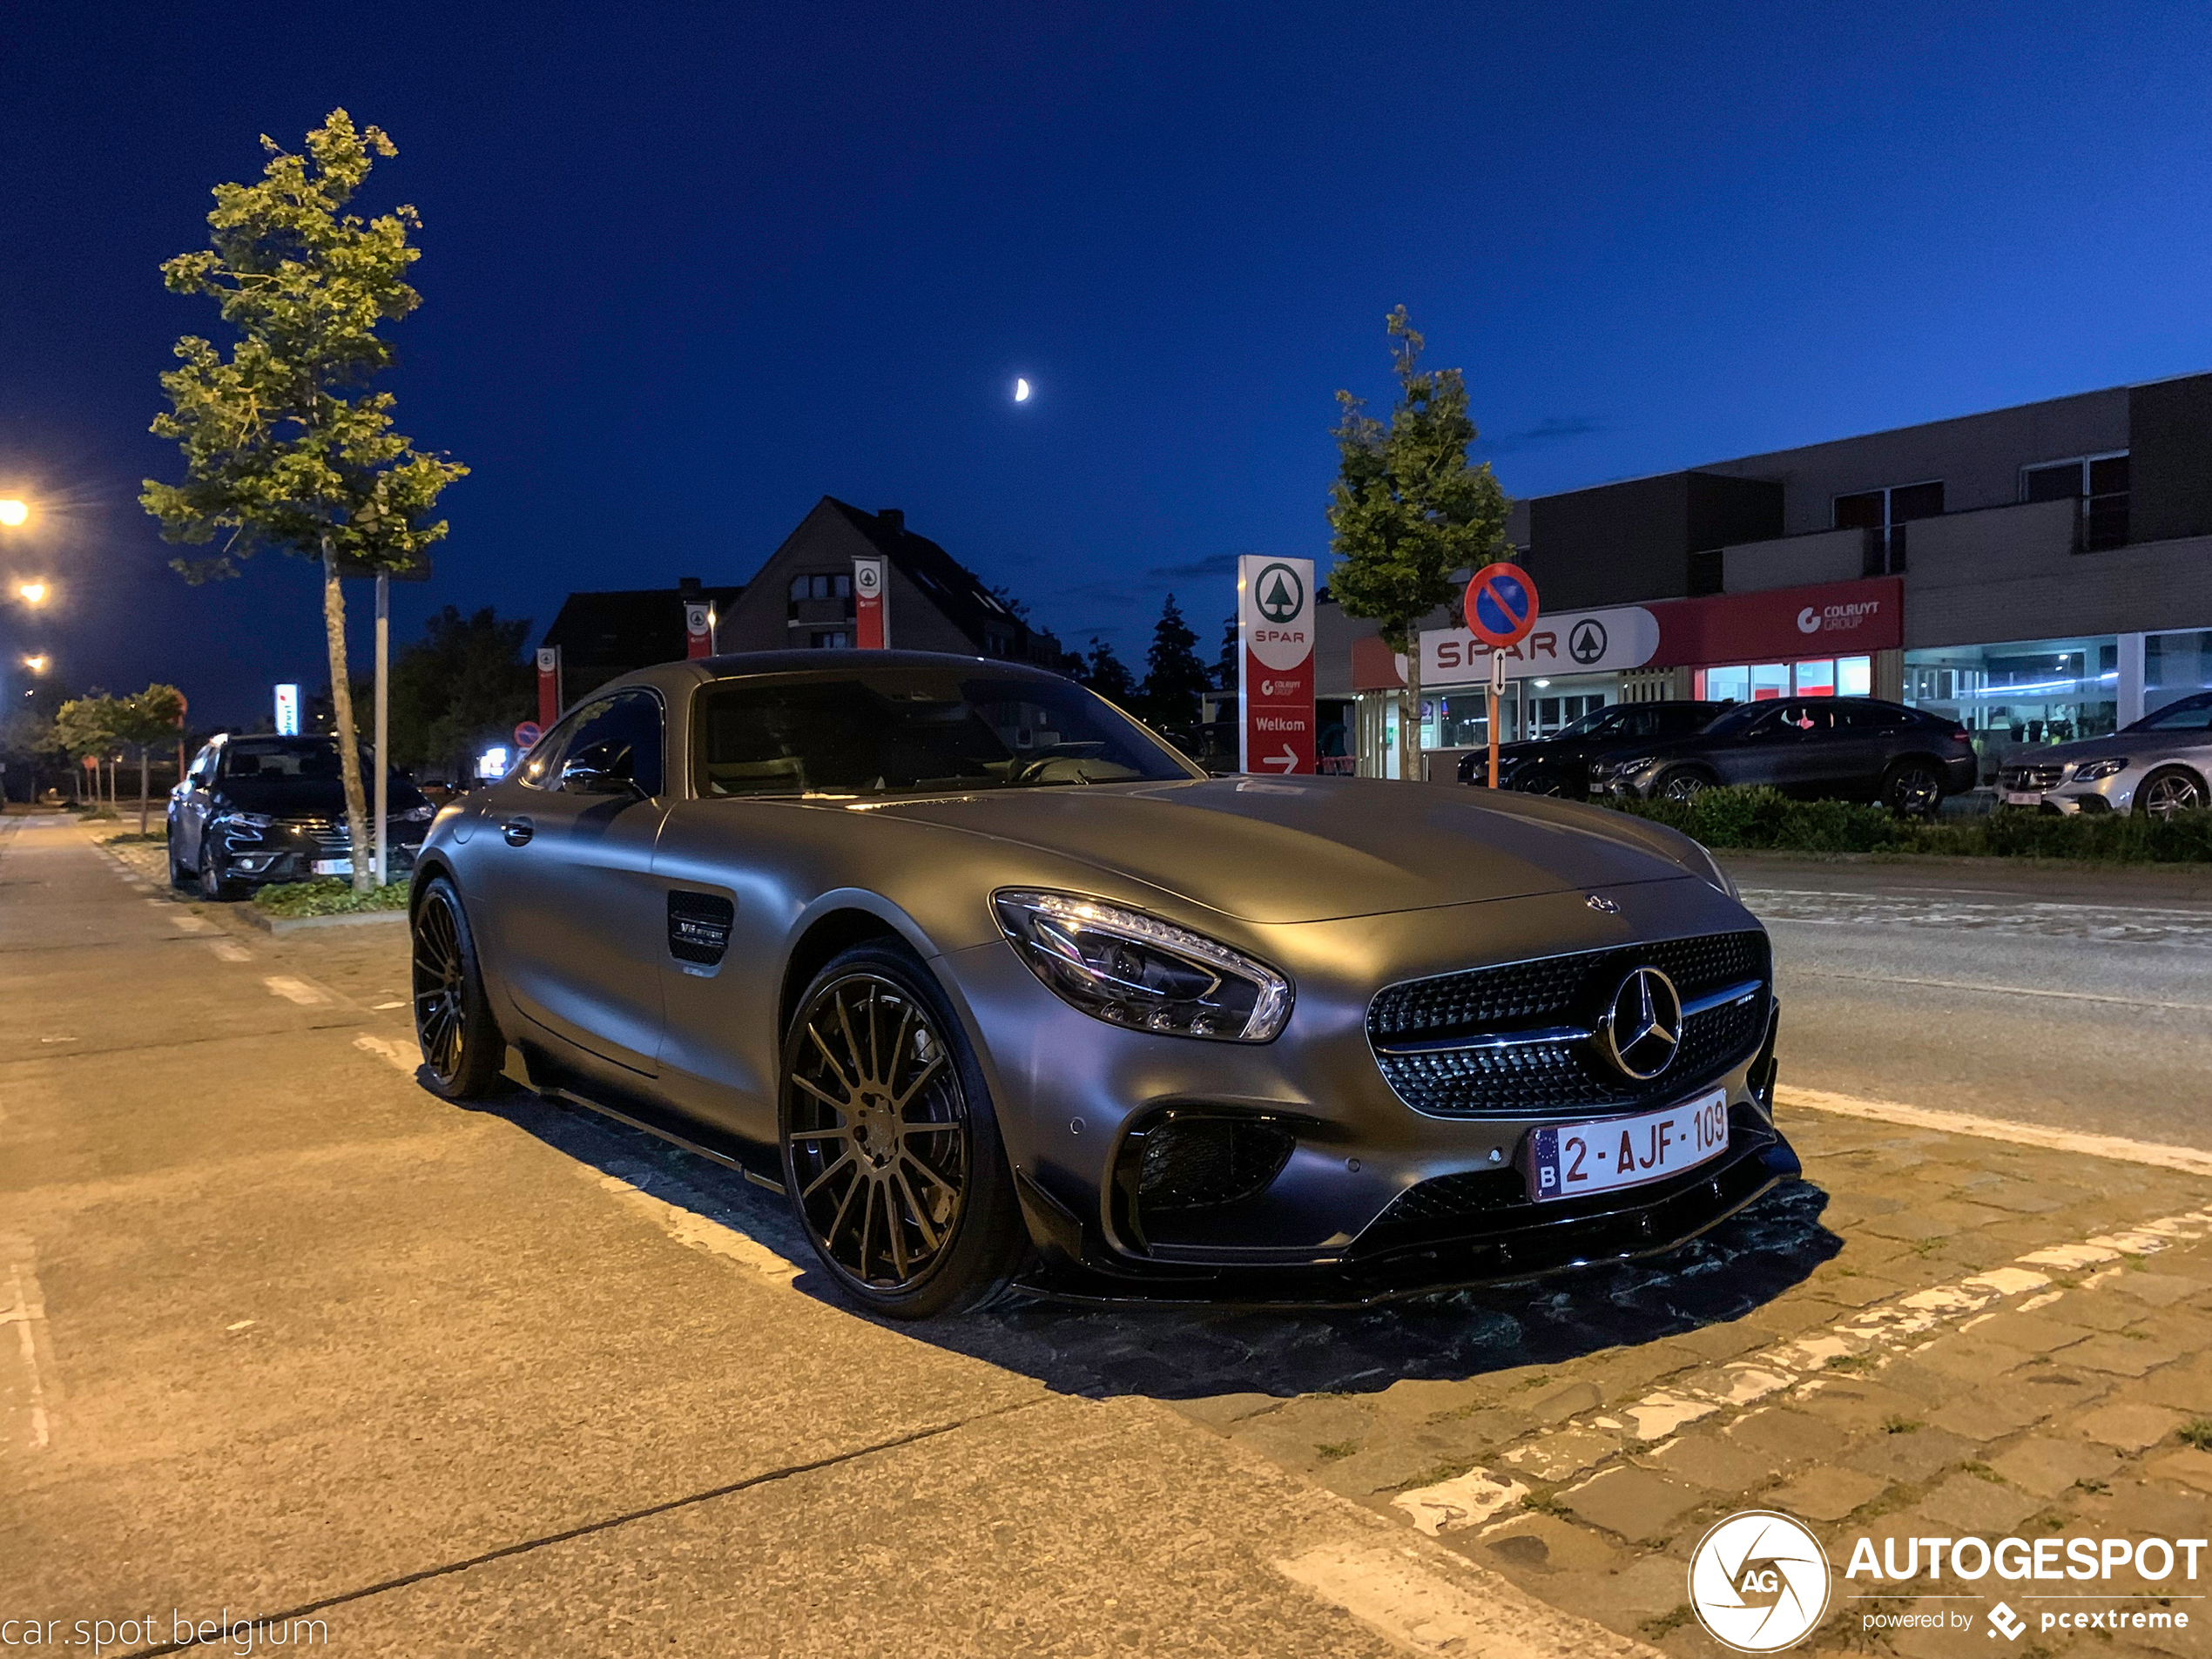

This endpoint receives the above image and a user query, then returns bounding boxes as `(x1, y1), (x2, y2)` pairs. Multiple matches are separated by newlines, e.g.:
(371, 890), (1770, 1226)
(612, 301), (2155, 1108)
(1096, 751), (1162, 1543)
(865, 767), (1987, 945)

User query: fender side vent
(667, 891), (735, 966)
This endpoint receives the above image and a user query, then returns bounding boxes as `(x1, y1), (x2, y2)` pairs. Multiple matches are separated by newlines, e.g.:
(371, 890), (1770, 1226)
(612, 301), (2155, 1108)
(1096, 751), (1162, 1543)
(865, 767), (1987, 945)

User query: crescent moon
(1014, 377), (1031, 402)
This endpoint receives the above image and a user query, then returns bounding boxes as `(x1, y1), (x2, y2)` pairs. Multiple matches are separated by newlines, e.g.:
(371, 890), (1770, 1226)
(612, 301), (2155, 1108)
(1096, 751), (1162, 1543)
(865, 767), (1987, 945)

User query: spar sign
(1238, 555), (1315, 774)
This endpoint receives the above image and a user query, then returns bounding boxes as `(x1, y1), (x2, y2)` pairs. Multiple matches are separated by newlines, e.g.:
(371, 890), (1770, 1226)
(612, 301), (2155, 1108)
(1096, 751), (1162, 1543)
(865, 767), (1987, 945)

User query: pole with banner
(684, 599), (714, 659)
(1462, 562), (1541, 788)
(1237, 555), (1316, 775)
(853, 556), (887, 648)
(536, 647), (562, 728)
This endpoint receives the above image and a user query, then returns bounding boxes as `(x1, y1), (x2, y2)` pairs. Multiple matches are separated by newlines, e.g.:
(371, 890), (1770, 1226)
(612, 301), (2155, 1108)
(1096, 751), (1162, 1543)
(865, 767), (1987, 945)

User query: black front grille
(1368, 931), (1769, 1118)
(283, 816), (351, 857)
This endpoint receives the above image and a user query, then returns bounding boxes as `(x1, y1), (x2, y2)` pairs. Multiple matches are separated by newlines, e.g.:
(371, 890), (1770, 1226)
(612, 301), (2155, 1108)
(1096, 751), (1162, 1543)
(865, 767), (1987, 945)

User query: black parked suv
(1588, 696), (1977, 816)
(168, 733), (436, 899)
(1457, 700), (1725, 796)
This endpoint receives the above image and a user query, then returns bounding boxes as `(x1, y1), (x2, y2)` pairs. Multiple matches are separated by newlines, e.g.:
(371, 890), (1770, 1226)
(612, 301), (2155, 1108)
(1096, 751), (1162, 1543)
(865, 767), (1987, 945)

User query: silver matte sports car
(408, 651), (1793, 1318)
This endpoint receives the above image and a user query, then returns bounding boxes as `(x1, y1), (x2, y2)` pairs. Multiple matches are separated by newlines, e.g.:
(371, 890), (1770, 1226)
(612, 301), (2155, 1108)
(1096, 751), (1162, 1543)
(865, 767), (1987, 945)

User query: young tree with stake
(1326, 307), (1512, 783)
(142, 111), (467, 892)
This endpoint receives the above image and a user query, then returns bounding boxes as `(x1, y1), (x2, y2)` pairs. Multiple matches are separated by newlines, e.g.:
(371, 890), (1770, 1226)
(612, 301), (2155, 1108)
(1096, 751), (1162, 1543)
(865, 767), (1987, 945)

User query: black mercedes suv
(1458, 700), (1726, 797)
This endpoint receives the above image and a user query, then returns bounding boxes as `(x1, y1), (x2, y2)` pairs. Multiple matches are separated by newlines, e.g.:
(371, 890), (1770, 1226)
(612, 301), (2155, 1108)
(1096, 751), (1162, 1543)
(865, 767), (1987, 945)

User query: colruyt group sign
(1238, 554), (1315, 773)
(1422, 604), (1662, 686)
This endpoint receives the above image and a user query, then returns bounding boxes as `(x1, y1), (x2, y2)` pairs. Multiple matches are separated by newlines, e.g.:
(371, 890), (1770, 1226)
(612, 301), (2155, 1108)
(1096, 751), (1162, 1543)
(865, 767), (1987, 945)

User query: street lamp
(17, 581), (48, 606)
(23, 654), (48, 674)
(0, 500), (27, 528)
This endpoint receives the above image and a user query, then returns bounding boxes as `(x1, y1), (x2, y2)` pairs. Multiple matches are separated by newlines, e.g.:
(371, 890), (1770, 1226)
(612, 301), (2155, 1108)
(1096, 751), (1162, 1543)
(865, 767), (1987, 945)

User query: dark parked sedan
(408, 651), (1794, 1318)
(168, 733), (435, 899)
(1458, 700), (1726, 796)
(1589, 696), (1976, 814)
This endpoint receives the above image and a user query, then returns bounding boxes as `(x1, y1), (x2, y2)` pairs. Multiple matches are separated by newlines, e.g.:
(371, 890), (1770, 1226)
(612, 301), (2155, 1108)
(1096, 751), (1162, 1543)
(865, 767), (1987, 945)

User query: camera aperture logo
(1689, 1510), (1831, 1652)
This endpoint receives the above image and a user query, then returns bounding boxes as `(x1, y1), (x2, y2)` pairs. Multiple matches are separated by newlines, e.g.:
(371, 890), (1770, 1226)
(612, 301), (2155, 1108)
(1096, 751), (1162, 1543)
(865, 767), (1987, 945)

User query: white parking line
(169, 914), (215, 934)
(1776, 1084), (2212, 1179)
(352, 1034), (418, 1074)
(1275, 1541), (1658, 1659)
(262, 976), (330, 1006)
(203, 939), (251, 963)
(0, 1254), (57, 1453)
(1391, 1198), (2212, 1536)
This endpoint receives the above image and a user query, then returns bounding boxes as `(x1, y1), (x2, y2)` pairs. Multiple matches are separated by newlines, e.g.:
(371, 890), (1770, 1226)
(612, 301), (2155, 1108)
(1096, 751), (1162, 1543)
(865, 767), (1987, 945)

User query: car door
(1716, 705), (1809, 791)
(173, 741), (220, 867)
(1831, 701), (1911, 799)
(474, 689), (671, 1076)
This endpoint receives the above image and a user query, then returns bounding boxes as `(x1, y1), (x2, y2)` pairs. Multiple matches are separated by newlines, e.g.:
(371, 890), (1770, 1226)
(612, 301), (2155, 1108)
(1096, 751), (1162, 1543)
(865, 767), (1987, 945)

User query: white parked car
(1995, 691), (2212, 817)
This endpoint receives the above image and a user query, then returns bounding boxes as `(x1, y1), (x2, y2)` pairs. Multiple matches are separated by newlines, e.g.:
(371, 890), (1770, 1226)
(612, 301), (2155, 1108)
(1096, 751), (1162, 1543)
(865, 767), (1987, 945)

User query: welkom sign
(1238, 555), (1316, 773)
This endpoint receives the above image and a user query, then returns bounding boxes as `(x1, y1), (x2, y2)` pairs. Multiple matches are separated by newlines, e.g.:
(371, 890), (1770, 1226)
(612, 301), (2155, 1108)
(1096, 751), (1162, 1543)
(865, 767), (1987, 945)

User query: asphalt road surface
(1731, 853), (2212, 1152)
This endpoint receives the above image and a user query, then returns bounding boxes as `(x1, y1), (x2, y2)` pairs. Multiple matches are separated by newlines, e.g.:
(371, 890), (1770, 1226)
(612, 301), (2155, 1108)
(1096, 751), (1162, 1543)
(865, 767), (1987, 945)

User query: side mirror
(561, 757), (642, 796)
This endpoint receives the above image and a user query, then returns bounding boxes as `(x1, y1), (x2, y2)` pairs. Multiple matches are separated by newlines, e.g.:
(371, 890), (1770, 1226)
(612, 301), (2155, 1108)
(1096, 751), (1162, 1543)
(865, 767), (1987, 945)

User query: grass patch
(1314, 1440), (1359, 1461)
(99, 830), (168, 845)
(2178, 1418), (2212, 1451)
(1604, 785), (2212, 864)
(1881, 1415), (1922, 1434)
(253, 878), (410, 919)
(1398, 1458), (1478, 1491)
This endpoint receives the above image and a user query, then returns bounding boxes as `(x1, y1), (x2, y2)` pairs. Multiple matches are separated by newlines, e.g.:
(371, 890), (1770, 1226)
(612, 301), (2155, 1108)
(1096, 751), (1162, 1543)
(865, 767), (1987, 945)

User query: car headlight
(993, 889), (1292, 1042)
(216, 811), (276, 831)
(393, 803), (436, 822)
(1615, 755), (1658, 775)
(2073, 758), (2128, 782)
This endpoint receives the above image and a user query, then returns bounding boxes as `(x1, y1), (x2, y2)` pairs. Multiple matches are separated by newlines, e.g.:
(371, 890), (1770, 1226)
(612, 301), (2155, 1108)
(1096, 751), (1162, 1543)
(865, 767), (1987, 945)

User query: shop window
(1838, 656), (1871, 697)
(1794, 660), (1836, 697)
(808, 631), (849, 649)
(2147, 629), (2212, 715)
(1750, 664), (1790, 701)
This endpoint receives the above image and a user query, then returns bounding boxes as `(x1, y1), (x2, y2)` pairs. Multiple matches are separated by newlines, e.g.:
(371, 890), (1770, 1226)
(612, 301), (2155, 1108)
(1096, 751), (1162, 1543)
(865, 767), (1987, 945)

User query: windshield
(2126, 693), (2212, 733)
(220, 738), (401, 786)
(692, 669), (1202, 797)
(1550, 708), (1621, 740)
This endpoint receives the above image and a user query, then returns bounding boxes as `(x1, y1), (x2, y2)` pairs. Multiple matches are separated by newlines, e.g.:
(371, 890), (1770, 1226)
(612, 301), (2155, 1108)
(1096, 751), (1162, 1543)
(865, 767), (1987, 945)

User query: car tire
(411, 875), (507, 1100)
(167, 834), (193, 890)
(1655, 766), (1716, 804)
(1881, 758), (1946, 819)
(2135, 766), (2208, 819)
(197, 849), (240, 901)
(1515, 771), (1567, 798)
(779, 941), (1028, 1320)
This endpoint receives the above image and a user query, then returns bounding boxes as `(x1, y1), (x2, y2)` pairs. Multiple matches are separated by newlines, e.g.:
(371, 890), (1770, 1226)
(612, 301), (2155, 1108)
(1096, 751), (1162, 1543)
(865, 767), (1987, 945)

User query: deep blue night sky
(4, 3), (2211, 724)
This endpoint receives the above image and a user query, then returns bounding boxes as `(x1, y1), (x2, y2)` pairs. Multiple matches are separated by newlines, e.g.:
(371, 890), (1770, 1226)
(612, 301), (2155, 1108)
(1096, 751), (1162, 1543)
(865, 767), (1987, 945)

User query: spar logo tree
(1326, 307), (1511, 782)
(142, 111), (468, 893)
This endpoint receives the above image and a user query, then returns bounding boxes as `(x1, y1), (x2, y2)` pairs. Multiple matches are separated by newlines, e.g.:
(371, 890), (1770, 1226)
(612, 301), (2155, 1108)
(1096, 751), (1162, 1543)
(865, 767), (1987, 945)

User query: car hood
(219, 777), (428, 819)
(855, 775), (1707, 923)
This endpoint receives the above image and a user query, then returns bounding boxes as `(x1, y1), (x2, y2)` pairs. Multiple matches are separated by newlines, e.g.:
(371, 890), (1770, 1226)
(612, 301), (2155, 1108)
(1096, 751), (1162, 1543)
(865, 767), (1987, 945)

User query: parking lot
(4, 814), (2208, 1657)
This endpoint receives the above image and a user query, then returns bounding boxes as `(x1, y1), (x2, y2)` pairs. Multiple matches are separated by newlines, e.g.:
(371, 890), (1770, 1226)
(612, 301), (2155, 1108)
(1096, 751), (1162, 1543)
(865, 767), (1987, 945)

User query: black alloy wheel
(2137, 767), (2208, 819)
(780, 943), (1024, 1318)
(1656, 766), (1714, 804)
(411, 875), (504, 1099)
(1882, 759), (1946, 819)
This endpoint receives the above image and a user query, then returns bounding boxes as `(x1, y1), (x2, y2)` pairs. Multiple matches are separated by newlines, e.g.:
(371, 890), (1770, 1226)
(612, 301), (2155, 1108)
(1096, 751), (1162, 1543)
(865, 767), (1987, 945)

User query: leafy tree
(1074, 637), (1137, 705)
(1327, 307), (1512, 781)
(141, 111), (468, 890)
(109, 685), (189, 833)
(53, 695), (124, 806)
(1139, 592), (1210, 726)
(1212, 611), (1237, 693)
(390, 605), (534, 780)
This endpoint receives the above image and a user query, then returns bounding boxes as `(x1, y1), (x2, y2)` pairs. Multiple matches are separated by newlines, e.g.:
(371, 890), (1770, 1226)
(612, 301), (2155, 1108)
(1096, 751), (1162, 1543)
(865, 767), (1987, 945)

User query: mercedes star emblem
(1585, 894), (1620, 914)
(1598, 967), (1682, 1081)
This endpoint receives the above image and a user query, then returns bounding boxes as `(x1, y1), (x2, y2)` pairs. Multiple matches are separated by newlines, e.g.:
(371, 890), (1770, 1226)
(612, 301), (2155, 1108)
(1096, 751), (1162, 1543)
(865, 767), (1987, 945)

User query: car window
(220, 738), (350, 780)
(2130, 693), (2212, 732)
(186, 745), (218, 786)
(692, 668), (1198, 798)
(549, 691), (664, 796)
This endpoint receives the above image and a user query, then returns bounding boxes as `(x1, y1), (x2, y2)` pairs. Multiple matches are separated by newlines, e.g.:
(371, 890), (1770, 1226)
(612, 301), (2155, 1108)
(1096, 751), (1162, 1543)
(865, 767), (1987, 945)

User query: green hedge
(1608, 786), (2212, 864)
(253, 878), (412, 918)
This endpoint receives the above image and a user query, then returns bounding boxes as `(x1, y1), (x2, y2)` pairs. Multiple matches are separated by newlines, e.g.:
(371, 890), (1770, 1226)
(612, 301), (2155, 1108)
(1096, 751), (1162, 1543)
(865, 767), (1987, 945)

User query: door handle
(502, 816), (535, 846)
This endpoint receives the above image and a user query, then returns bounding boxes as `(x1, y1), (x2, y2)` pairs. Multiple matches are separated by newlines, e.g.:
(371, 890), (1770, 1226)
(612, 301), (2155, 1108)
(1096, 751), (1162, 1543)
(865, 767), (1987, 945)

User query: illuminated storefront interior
(1694, 656), (1872, 702)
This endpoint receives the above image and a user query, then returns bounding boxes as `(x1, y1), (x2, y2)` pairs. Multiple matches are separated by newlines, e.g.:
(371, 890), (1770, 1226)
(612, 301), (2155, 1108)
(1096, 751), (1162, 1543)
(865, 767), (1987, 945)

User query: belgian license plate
(1526, 1089), (1730, 1202)
(312, 858), (352, 876)
(2000, 790), (2041, 807)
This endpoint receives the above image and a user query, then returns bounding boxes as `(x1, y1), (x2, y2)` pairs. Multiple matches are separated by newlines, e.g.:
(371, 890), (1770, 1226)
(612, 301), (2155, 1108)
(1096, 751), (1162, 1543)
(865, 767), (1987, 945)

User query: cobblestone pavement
(78, 826), (2212, 1657)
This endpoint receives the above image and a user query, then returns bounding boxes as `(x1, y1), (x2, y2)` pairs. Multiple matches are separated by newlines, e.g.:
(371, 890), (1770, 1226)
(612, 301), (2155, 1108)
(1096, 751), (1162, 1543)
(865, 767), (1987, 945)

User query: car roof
(596, 648), (1069, 698)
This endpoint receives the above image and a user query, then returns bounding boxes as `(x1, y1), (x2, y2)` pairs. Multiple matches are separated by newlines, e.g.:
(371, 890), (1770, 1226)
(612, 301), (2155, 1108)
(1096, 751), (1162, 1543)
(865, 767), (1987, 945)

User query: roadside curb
(244, 906), (408, 935)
